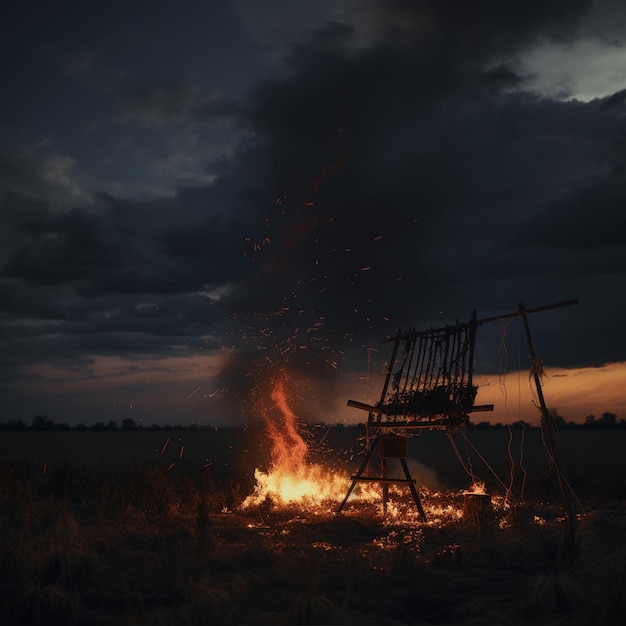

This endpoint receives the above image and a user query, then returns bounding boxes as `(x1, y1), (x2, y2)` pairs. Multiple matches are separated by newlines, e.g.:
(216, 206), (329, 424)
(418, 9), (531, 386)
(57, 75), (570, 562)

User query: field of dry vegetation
(1, 426), (625, 625)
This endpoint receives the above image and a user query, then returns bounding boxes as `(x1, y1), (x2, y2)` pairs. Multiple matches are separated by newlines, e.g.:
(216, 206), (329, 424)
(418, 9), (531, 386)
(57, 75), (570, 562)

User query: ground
(1, 428), (625, 624)
(1, 461), (625, 625)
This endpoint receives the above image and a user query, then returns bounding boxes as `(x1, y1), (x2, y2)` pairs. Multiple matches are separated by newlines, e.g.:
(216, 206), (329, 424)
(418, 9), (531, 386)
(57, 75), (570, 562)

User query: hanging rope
(497, 318), (511, 415)
(446, 429), (479, 483)
(506, 424), (515, 501)
(457, 430), (517, 501)
(518, 421), (527, 503)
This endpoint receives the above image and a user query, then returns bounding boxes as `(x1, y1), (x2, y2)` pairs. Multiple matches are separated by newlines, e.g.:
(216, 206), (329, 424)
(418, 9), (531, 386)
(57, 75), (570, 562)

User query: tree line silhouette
(0, 416), (211, 431)
(0, 412), (624, 431)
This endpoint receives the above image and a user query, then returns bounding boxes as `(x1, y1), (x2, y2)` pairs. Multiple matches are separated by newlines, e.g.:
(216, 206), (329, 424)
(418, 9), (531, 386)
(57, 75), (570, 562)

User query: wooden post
(463, 493), (493, 523)
(381, 456), (389, 513)
(463, 492), (495, 545)
(519, 301), (576, 564)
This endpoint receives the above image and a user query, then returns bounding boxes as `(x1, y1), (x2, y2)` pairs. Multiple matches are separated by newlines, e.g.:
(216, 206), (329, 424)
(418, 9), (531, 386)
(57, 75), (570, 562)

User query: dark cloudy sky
(2, 0), (625, 427)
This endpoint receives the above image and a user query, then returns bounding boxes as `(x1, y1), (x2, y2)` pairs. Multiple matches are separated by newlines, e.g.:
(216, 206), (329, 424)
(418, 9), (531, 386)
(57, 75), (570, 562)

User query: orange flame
(242, 371), (355, 508)
(264, 375), (308, 474)
(464, 481), (488, 495)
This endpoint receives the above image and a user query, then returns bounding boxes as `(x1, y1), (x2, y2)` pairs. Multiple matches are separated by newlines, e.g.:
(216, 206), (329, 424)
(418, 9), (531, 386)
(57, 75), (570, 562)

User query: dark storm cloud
(1, 185), (243, 295)
(121, 80), (242, 127)
(355, 0), (592, 75)
(122, 81), (200, 126)
(516, 114), (626, 251)
(1, 0), (625, 424)
(0, 145), (86, 208)
(208, 1), (625, 393)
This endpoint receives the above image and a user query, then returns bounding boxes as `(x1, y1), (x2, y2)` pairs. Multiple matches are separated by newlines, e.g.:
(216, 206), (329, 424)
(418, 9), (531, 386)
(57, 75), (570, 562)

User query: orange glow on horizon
(472, 361), (626, 424)
(331, 361), (626, 427)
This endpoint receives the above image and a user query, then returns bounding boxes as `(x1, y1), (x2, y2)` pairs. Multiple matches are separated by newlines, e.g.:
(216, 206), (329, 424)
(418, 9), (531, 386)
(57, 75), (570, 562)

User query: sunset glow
(473, 362), (626, 424)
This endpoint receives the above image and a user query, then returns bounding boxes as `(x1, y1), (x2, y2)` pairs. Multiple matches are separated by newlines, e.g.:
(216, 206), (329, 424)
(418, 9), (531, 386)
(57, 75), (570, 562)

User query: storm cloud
(1, 0), (625, 424)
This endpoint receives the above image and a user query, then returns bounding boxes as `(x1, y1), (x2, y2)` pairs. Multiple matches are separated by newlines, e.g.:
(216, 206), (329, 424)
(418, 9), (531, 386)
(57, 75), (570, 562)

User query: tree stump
(463, 492), (495, 544)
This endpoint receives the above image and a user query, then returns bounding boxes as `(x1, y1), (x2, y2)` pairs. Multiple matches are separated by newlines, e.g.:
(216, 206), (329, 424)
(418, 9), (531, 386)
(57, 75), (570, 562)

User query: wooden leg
(382, 457), (389, 514)
(400, 458), (427, 521)
(337, 437), (379, 513)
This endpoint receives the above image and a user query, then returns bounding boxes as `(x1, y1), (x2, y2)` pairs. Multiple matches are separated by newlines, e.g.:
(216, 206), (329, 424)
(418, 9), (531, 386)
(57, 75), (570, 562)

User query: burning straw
(242, 371), (368, 509)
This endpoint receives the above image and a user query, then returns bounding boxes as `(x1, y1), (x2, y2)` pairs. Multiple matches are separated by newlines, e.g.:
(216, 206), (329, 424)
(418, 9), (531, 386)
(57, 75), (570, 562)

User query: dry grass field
(0, 426), (625, 625)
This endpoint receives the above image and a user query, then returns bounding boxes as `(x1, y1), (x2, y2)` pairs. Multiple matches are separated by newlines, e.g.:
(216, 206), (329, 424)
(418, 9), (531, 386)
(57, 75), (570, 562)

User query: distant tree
(31, 414), (55, 430)
(598, 412), (617, 428)
(92, 421), (105, 430)
(584, 414), (597, 428)
(75, 423), (87, 430)
(121, 417), (137, 430)
(550, 412), (577, 430)
(3, 419), (28, 431)
(104, 420), (117, 430)
(54, 422), (70, 430)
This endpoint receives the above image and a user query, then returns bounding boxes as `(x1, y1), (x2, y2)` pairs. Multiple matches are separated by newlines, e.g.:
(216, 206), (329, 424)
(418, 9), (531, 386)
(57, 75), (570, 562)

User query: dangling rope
(537, 403), (586, 514)
(518, 420), (527, 503)
(446, 429), (479, 483)
(463, 434), (475, 479)
(456, 430), (518, 502)
(497, 318), (511, 414)
(506, 424), (515, 501)
(493, 317), (534, 504)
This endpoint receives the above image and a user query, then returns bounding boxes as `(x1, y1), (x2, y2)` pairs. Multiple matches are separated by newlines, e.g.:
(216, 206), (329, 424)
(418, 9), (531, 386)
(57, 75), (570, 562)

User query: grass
(0, 429), (625, 624)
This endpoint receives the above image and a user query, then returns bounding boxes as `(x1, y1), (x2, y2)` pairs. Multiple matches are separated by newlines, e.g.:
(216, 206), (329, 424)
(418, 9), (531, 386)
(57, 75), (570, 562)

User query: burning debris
(241, 370), (378, 510)
(237, 369), (507, 528)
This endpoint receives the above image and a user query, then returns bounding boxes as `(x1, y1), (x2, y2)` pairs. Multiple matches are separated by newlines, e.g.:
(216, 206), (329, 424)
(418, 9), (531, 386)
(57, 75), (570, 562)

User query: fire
(242, 372), (352, 508)
(239, 371), (501, 525)
(465, 481), (488, 495)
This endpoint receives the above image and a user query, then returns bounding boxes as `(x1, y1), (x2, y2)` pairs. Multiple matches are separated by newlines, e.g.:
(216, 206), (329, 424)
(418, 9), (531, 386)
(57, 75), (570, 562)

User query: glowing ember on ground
(464, 481), (488, 495)
(244, 464), (350, 507)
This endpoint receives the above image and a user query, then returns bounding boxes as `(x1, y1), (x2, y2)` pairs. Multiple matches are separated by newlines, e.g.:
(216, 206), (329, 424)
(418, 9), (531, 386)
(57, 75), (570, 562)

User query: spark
(186, 386), (201, 400)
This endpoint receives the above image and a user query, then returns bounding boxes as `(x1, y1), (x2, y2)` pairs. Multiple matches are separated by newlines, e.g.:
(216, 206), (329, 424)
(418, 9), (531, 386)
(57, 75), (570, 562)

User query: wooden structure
(337, 311), (493, 518)
(337, 299), (579, 539)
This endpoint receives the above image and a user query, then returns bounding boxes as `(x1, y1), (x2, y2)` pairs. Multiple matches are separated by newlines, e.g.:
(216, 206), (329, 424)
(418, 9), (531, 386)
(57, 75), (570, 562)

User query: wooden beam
(475, 298), (578, 327)
(382, 298), (578, 343)
(347, 399), (493, 414)
(349, 476), (417, 484)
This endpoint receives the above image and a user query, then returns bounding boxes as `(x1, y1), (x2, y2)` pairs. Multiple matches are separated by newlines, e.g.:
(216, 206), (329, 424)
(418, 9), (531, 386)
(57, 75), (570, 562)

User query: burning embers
(238, 371), (492, 524)
(242, 371), (353, 509)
